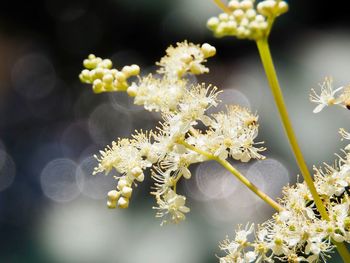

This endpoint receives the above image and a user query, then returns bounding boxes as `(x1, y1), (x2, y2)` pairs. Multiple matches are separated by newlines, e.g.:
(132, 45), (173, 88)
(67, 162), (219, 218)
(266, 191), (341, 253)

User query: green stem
(212, 0), (231, 13)
(256, 37), (329, 220)
(256, 37), (350, 262)
(178, 139), (283, 212)
(333, 241), (350, 262)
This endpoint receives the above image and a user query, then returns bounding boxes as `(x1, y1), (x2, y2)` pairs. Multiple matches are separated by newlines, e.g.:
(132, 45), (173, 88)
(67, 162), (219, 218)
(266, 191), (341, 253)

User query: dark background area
(1, 1), (350, 262)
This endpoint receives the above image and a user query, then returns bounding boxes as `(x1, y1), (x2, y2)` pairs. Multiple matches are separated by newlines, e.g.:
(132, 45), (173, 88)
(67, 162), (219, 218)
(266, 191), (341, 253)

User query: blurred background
(1, 0), (350, 262)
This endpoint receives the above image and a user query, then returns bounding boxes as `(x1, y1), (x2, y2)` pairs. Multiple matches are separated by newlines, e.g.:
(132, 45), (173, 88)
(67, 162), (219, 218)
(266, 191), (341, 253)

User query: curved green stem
(178, 139), (283, 212)
(256, 37), (329, 220)
(256, 37), (350, 262)
(332, 242), (350, 262)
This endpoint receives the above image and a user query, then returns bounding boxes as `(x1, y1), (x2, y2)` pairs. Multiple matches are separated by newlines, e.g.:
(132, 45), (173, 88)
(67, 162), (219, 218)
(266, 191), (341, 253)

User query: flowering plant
(79, 1), (350, 262)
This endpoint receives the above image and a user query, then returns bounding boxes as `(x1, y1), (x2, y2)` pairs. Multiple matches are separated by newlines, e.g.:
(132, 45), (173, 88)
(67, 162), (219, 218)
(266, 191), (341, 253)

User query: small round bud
(107, 200), (117, 209)
(257, 3), (266, 15)
(245, 9), (256, 20)
(131, 167), (143, 177)
(93, 68), (104, 79)
(259, 21), (268, 30)
(117, 178), (128, 190)
(183, 169), (191, 180)
(115, 71), (126, 82)
(265, 0), (276, 8)
(129, 64), (140, 75)
(228, 0), (240, 10)
(88, 54), (96, 60)
(215, 24), (225, 36)
(92, 79), (104, 93)
(233, 9), (244, 20)
(122, 186), (133, 198)
(255, 14), (265, 22)
(80, 69), (91, 82)
(240, 17), (249, 27)
(240, 0), (253, 10)
(201, 43), (216, 58)
(249, 21), (259, 30)
(107, 190), (120, 201)
(122, 65), (140, 77)
(207, 17), (219, 29)
(127, 84), (138, 97)
(278, 1), (289, 15)
(83, 59), (92, 69)
(101, 59), (112, 69)
(218, 13), (229, 22)
(118, 197), (129, 209)
(227, 20), (238, 31)
(122, 65), (131, 75)
(135, 172), (144, 182)
(237, 26), (246, 37)
(102, 73), (114, 84)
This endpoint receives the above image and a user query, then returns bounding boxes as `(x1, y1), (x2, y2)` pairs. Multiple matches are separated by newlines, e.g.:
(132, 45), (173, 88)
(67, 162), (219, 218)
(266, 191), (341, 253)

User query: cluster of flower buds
(257, 0), (289, 17)
(106, 166), (146, 209)
(79, 54), (140, 93)
(207, 0), (288, 40)
(157, 41), (216, 80)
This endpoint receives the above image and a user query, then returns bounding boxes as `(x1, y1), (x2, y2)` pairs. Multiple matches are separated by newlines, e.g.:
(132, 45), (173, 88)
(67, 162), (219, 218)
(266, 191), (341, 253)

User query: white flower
(129, 75), (187, 112)
(310, 77), (344, 113)
(210, 105), (265, 162)
(219, 223), (256, 263)
(339, 128), (350, 140)
(153, 190), (190, 225)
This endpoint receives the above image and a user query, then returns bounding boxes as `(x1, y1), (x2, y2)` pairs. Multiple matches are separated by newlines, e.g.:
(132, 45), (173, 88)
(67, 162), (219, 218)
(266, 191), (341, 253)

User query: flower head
(157, 41), (216, 80)
(153, 190), (190, 226)
(310, 77), (344, 113)
(79, 54), (140, 93)
(207, 0), (288, 40)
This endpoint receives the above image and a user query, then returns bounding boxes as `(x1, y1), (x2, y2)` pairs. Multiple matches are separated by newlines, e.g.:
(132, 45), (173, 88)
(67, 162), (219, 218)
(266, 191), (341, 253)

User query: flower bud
(107, 200), (117, 209)
(201, 43), (216, 58)
(118, 197), (129, 209)
(122, 186), (133, 198)
(107, 190), (120, 201)
(207, 17), (219, 29)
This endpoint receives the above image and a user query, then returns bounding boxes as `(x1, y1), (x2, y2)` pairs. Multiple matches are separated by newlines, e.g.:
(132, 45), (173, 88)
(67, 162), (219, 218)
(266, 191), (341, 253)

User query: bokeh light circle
(194, 161), (239, 200)
(40, 158), (80, 202)
(88, 103), (132, 146)
(246, 158), (289, 198)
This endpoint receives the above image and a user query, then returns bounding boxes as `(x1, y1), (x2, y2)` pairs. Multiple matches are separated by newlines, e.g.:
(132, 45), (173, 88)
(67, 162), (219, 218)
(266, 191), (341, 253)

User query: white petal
(313, 104), (326, 113)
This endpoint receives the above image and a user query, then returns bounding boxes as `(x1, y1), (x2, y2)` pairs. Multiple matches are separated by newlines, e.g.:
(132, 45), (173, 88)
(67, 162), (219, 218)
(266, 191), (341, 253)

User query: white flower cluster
(207, 0), (288, 40)
(79, 54), (140, 93)
(81, 42), (266, 225)
(310, 77), (350, 113)
(219, 132), (350, 262)
(188, 105), (265, 162)
(128, 41), (217, 112)
(156, 41), (216, 79)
